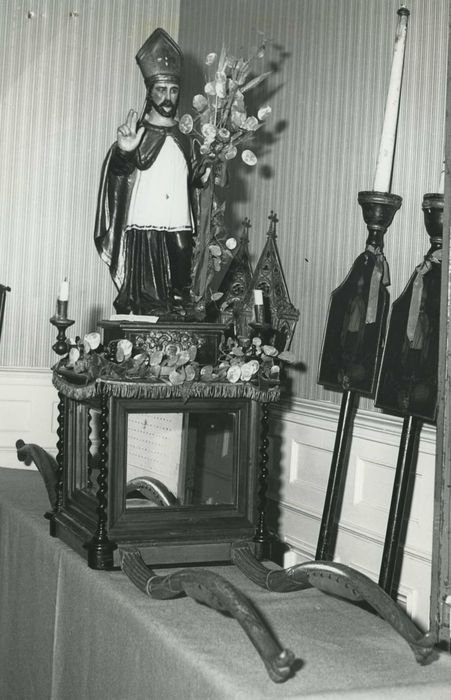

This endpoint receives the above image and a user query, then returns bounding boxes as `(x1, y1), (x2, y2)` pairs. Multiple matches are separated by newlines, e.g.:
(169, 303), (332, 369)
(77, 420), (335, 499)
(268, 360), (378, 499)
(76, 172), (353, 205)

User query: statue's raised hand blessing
(117, 109), (145, 152)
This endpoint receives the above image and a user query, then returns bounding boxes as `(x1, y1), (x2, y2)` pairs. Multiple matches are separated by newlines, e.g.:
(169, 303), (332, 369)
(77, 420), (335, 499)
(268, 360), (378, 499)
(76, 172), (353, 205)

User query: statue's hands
(192, 157), (213, 187)
(117, 109), (145, 152)
(200, 165), (212, 185)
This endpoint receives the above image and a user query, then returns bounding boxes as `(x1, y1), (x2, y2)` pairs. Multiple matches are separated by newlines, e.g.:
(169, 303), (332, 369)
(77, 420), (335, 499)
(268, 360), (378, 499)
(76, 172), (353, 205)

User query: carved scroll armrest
(126, 476), (179, 507)
(15, 439), (58, 509)
(232, 543), (311, 592)
(232, 544), (438, 666)
(121, 549), (297, 683)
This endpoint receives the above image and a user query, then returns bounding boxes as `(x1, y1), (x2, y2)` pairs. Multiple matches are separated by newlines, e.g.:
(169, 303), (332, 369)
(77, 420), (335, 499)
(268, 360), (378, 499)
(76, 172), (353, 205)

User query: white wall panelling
(270, 399), (436, 630)
(0, 368), (57, 466)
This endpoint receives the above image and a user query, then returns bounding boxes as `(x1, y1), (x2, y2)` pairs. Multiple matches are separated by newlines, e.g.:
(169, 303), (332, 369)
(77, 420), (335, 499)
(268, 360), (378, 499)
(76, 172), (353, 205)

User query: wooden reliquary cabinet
(54, 387), (266, 569)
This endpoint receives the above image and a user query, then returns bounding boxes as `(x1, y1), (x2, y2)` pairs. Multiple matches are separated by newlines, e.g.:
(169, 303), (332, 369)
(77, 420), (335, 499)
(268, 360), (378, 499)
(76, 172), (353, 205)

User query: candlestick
(372, 6), (410, 193)
(422, 192), (444, 245)
(50, 315), (74, 355)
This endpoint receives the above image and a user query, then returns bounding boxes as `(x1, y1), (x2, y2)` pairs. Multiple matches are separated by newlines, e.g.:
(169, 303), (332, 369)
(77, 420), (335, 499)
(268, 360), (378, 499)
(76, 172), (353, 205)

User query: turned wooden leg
(86, 394), (117, 569)
(253, 402), (271, 559)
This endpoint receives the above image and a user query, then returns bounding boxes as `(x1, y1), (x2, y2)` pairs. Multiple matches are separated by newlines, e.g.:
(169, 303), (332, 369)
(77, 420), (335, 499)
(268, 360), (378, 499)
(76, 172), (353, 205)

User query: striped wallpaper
(0, 0), (448, 407)
(179, 0), (449, 405)
(0, 0), (180, 366)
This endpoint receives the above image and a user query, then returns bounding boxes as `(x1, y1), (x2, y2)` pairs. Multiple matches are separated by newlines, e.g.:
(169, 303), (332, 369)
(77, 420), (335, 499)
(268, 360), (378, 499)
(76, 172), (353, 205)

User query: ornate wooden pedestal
(46, 372), (279, 569)
(16, 319), (297, 683)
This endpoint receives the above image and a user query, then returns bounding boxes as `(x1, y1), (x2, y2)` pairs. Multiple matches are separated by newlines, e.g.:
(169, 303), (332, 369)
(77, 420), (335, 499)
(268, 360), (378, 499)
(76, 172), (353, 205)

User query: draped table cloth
(1, 467), (451, 700)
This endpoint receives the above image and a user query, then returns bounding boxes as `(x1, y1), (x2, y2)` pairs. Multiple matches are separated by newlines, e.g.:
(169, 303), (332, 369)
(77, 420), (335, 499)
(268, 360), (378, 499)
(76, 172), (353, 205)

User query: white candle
(373, 6), (410, 193)
(58, 278), (69, 301)
(254, 289), (263, 306)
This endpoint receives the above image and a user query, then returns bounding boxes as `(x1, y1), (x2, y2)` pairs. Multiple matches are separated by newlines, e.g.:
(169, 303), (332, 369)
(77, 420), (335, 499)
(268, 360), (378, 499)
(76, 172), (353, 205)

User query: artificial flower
(67, 347), (80, 367)
(116, 339), (133, 362)
(243, 116), (259, 131)
(193, 94), (208, 111)
(179, 114), (194, 134)
(241, 149), (257, 166)
(169, 368), (186, 385)
(224, 146), (237, 160)
(205, 52), (217, 65)
(204, 81), (216, 96)
(262, 345), (278, 356)
(179, 40), (272, 171)
(218, 128), (231, 142)
(257, 105), (272, 121)
(83, 332), (101, 352)
(201, 123), (217, 141)
(209, 244), (222, 257)
(227, 365), (241, 383)
(231, 110), (247, 128)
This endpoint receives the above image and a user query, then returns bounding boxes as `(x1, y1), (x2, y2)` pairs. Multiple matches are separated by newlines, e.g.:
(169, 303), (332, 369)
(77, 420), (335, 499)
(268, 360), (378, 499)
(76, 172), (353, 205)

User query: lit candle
(58, 278), (69, 301)
(372, 6), (410, 193)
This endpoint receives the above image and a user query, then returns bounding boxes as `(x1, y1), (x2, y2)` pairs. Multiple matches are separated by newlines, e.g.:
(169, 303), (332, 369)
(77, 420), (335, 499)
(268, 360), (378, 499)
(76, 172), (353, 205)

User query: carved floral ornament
(57, 330), (296, 388)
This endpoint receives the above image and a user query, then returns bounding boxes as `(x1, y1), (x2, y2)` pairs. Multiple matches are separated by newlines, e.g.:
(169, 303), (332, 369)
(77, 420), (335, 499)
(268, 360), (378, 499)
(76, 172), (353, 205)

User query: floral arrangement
(58, 330), (296, 389)
(215, 335), (296, 384)
(179, 39), (272, 173)
(181, 38), (273, 308)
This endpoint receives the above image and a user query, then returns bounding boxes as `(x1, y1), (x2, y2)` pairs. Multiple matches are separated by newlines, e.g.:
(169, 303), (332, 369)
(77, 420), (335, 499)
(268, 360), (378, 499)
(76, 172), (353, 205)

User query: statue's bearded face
(149, 81), (180, 118)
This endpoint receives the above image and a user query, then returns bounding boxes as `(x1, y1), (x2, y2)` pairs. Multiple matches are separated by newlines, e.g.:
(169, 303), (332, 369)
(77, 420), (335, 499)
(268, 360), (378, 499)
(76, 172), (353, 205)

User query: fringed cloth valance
(52, 371), (280, 404)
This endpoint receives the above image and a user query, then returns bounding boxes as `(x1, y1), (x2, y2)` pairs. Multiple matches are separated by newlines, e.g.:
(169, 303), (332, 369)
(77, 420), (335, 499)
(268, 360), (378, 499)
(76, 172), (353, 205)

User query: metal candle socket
(357, 190), (403, 246)
(50, 304), (74, 355)
(318, 190), (403, 397)
(422, 192), (444, 243)
(56, 299), (68, 319)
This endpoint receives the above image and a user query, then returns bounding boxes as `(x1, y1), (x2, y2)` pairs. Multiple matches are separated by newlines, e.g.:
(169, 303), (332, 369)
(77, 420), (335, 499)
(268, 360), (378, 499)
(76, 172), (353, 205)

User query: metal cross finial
(242, 217), (252, 242)
(268, 211), (279, 238)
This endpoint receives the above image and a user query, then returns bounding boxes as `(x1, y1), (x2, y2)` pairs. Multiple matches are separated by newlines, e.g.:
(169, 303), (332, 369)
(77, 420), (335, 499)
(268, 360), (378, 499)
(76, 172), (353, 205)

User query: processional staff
(376, 184), (444, 597)
(316, 5), (410, 560)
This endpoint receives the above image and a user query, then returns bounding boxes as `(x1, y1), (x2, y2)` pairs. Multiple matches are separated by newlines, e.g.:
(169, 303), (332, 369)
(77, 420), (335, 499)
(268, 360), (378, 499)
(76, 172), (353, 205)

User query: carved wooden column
(253, 402), (271, 559)
(47, 392), (66, 535)
(86, 394), (117, 569)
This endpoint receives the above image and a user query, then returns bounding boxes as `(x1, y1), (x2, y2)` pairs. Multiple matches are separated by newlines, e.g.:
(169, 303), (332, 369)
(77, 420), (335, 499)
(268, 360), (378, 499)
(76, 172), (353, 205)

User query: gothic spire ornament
(248, 211), (299, 351)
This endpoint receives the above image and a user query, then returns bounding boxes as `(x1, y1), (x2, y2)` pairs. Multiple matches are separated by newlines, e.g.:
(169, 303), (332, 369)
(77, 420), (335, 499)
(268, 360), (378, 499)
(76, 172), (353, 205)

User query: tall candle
(58, 278), (69, 301)
(372, 6), (410, 193)
(438, 162), (445, 195)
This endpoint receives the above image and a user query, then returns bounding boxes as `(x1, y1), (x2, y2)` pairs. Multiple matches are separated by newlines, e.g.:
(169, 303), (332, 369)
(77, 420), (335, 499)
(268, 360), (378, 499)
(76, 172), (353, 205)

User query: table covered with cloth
(1, 467), (451, 700)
